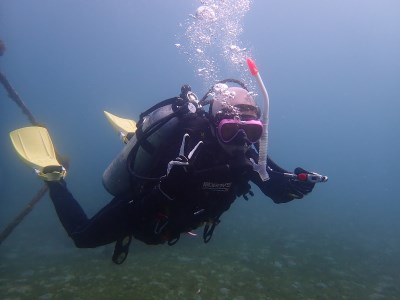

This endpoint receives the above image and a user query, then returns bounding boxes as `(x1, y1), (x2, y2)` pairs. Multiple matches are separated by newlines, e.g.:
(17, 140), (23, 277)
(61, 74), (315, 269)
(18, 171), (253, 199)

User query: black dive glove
(159, 133), (203, 199)
(263, 167), (325, 203)
(286, 167), (316, 199)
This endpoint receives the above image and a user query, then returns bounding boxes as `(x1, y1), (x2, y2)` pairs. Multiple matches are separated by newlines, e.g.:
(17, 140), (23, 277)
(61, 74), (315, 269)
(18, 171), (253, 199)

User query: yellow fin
(104, 111), (136, 143)
(10, 126), (66, 181)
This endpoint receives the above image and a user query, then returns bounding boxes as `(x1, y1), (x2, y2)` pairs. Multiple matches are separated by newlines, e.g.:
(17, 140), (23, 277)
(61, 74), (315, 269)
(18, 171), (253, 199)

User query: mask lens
(243, 123), (263, 142)
(220, 122), (239, 142)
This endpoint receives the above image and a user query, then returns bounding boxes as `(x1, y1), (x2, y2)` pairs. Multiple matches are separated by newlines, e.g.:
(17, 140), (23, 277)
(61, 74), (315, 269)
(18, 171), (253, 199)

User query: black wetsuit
(47, 112), (314, 255)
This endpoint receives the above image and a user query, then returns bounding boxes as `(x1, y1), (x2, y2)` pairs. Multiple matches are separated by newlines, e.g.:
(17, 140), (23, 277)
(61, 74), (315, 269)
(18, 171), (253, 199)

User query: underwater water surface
(1, 0), (400, 299)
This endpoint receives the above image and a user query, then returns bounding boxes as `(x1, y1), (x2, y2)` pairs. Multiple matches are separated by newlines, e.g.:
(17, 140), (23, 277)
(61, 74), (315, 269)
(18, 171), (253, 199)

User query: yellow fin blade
(9, 126), (61, 171)
(104, 111), (136, 136)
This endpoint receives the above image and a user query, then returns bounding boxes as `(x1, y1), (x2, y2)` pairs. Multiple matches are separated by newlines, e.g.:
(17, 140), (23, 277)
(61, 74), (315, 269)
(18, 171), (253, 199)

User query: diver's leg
(47, 180), (134, 248)
(47, 180), (88, 234)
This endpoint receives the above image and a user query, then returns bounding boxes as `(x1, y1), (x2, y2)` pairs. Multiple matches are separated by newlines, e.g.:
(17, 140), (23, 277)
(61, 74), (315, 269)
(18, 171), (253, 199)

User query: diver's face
(219, 137), (250, 157)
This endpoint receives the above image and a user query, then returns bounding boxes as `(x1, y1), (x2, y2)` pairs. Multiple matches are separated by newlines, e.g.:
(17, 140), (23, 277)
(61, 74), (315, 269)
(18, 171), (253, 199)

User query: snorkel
(246, 58), (270, 181)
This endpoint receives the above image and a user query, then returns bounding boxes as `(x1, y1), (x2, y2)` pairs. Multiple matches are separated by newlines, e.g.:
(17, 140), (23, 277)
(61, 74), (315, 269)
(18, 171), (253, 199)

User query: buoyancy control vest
(102, 86), (200, 196)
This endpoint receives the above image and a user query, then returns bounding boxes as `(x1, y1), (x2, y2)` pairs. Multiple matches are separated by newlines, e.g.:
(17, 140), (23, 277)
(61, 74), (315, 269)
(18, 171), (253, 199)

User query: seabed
(1, 221), (399, 300)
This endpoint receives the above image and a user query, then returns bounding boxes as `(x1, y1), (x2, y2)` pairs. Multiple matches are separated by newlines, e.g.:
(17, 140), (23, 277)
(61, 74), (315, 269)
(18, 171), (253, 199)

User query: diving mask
(217, 119), (263, 144)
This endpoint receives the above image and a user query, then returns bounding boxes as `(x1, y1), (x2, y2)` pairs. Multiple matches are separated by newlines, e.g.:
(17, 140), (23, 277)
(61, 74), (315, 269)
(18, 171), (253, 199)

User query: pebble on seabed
(273, 260), (283, 268)
(220, 287), (230, 295)
(38, 293), (54, 300)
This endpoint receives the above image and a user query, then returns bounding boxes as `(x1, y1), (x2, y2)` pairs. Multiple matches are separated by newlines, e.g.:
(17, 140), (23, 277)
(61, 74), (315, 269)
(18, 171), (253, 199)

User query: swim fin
(104, 111), (136, 144)
(9, 126), (66, 181)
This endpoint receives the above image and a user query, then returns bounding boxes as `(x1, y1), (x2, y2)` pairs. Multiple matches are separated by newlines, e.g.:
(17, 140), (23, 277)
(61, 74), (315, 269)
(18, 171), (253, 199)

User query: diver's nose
(231, 129), (247, 144)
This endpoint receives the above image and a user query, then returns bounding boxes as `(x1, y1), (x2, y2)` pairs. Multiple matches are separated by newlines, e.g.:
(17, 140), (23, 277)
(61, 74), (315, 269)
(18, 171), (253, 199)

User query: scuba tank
(102, 85), (199, 196)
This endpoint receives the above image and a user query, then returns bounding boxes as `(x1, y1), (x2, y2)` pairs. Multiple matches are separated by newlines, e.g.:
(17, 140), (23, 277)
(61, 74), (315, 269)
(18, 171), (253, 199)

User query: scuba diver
(9, 80), (327, 264)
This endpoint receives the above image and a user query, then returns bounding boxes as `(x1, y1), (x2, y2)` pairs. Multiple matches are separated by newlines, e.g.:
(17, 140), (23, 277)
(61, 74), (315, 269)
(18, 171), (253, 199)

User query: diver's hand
(255, 162), (327, 203)
(286, 167), (322, 199)
(160, 134), (203, 199)
(166, 155), (189, 177)
(166, 133), (203, 177)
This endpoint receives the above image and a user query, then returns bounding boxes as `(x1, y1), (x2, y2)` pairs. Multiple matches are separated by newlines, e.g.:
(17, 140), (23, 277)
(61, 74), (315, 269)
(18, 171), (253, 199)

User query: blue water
(1, 0), (399, 299)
